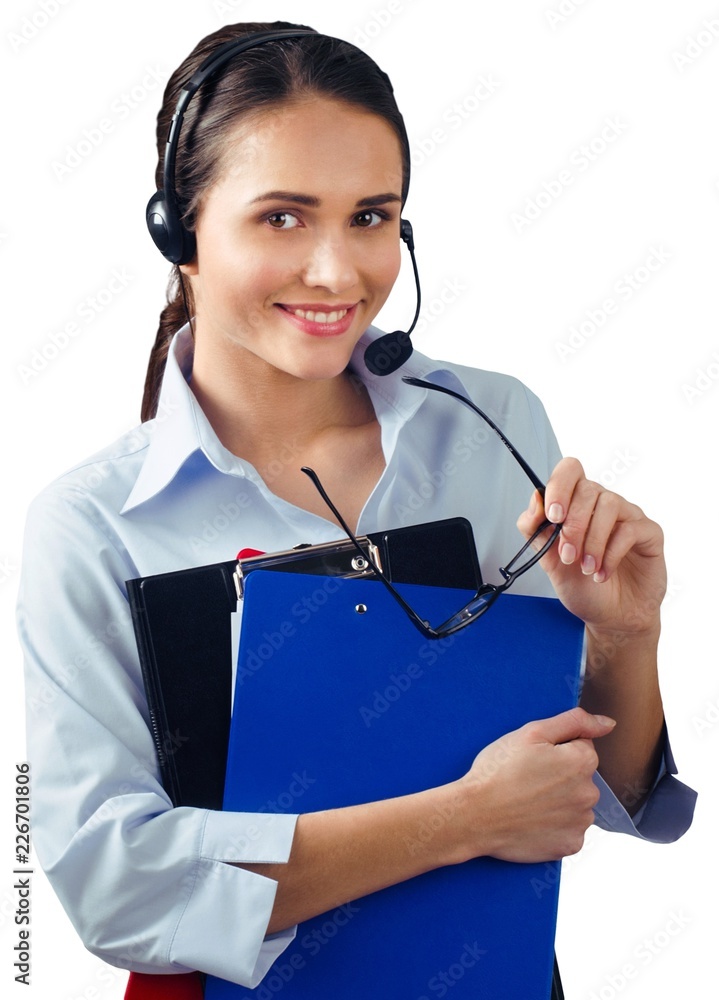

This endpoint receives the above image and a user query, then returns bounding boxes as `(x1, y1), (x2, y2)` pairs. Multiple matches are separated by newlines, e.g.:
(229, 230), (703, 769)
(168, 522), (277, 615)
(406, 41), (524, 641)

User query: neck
(190, 338), (374, 464)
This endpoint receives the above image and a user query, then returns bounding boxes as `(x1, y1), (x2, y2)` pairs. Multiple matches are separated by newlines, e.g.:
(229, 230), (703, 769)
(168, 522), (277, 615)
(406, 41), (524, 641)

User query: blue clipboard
(205, 571), (585, 999)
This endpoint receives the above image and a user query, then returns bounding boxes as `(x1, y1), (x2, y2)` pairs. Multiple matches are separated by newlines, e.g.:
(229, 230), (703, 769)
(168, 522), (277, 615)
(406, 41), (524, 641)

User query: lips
(276, 302), (358, 337)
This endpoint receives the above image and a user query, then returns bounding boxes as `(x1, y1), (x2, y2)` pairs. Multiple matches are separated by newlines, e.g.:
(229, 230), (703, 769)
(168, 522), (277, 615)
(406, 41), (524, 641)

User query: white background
(2, 0), (716, 997)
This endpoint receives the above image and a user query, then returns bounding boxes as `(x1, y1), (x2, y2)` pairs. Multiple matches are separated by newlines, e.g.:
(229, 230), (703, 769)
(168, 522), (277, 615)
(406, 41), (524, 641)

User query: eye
(352, 210), (386, 228)
(265, 212), (300, 230)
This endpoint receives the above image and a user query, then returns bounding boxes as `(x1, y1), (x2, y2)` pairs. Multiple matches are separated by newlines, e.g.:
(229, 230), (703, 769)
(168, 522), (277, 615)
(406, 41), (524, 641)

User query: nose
(301, 233), (360, 293)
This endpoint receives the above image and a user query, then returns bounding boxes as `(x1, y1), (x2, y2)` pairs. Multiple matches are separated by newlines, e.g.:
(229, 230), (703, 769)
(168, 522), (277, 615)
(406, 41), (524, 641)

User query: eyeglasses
(302, 375), (562, 639)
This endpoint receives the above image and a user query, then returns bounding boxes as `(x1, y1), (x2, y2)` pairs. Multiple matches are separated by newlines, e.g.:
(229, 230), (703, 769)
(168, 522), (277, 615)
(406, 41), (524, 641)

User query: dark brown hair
(141, 20), (411, 421)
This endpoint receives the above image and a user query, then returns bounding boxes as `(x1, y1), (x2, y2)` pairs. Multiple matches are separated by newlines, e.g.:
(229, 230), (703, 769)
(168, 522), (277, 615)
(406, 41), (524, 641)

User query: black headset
(145, 29), (421, 375)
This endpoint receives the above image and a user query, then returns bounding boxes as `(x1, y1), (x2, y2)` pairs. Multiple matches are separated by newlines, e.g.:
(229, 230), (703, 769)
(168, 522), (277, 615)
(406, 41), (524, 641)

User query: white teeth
(290, 307), (348, 323)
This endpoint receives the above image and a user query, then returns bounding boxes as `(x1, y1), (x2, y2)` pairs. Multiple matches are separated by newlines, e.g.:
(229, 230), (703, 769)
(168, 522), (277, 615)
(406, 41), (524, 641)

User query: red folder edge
(125, 972), (204, 999)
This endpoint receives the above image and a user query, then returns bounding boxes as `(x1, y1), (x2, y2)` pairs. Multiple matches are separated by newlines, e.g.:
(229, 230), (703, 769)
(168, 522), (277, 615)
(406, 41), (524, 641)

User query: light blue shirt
(17, 324), (696, 987)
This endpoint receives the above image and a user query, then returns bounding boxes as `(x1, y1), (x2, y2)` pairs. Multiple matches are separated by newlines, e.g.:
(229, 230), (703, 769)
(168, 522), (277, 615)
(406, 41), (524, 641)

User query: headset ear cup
(146, 190), (195, 264)
(146, 190), (174, 259)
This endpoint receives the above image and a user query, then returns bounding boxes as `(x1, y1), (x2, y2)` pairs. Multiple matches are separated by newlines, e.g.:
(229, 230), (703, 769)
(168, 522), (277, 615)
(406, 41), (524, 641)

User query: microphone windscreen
(364, 331), (413, 376)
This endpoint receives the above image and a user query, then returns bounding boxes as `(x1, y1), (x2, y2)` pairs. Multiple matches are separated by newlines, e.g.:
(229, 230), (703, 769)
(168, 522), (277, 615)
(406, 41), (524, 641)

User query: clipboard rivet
(352, 556), (368, 571)
(355, 603), (368, 614)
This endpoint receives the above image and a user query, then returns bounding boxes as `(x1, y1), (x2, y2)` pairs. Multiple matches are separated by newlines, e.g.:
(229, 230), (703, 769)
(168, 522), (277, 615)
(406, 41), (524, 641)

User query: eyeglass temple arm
(402, 376), (547, 497)
(300, 466), (441, 638)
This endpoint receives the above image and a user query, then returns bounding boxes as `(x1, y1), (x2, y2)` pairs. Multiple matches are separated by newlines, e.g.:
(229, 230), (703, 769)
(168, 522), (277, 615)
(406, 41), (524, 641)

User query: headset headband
(146, 29), (318, 264)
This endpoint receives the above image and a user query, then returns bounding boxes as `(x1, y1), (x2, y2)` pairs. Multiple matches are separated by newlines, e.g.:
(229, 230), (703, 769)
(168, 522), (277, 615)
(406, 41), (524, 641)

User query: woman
(18, 19), (695, 995)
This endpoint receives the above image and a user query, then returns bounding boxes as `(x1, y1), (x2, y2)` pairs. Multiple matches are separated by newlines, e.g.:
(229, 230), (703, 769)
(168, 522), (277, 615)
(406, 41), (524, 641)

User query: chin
(290, 360), (352, 383)
(274, 345), (358, 382)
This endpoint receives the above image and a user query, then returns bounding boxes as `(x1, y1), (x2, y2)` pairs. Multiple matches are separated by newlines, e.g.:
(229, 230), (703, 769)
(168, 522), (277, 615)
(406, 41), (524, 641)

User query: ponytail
(141, 268), (193, 422)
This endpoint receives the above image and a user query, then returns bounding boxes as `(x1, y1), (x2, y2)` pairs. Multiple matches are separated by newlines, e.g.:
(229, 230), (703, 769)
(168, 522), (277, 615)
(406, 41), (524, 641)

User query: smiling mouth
(281, 306), (352, 324)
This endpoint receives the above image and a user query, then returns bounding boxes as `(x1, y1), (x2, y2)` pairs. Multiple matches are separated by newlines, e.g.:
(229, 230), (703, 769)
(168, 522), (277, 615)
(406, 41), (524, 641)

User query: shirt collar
(121, 326), (216, 514)
(121, 323), (468, 514)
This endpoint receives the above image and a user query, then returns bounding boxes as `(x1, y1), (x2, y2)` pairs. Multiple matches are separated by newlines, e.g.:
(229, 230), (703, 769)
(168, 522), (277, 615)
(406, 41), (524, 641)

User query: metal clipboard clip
(233, 536), (383, 601)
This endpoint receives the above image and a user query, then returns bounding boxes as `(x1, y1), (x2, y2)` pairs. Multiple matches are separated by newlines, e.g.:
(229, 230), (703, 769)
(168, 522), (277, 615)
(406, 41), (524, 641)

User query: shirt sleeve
(18, 487), (298, 987)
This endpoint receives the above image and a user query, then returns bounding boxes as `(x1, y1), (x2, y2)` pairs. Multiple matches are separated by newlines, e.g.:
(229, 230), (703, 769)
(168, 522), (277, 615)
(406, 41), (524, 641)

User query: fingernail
(582, 554), (596, 576)
(529, 493), (537, 515)
(548, 503), (563, 523)
(593, 569), (606, 584)
(594, 715), (617, 728)
(560, 542), (576, 565)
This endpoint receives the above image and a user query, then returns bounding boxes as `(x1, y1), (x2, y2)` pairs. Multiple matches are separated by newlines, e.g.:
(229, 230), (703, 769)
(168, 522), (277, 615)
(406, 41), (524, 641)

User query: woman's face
(182, 96), (405, 383)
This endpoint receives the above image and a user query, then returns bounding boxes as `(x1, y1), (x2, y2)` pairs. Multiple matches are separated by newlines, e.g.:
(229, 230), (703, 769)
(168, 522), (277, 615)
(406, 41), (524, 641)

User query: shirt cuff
(592, 733), (697, 843)
(171, 810), (299, 987)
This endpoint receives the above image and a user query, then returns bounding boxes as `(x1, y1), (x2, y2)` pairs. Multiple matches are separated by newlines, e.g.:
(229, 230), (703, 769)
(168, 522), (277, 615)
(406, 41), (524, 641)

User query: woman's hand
(516, 457), (667, 639)
(454, 707), (615, 864)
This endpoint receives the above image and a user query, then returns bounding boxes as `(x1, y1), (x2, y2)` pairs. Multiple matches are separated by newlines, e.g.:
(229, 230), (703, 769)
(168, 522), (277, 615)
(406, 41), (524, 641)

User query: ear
(179, 258), (199, 278)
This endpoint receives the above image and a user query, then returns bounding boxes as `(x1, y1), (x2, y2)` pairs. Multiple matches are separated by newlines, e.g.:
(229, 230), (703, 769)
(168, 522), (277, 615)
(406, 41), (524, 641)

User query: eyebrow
(250, 190), (402, 208)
